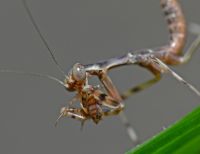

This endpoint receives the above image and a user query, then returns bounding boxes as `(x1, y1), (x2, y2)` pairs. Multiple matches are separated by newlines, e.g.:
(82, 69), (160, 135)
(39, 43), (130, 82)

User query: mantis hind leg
(121, 74), (161, 100)
(101, 96), (139, 143)
(180, 23), (200, 64)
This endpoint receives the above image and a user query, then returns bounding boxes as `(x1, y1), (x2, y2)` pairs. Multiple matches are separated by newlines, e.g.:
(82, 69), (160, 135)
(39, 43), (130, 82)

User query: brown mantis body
(55, 63), (123, 125)
(60, 0), (200, 124)
(1, 0), (200, 143)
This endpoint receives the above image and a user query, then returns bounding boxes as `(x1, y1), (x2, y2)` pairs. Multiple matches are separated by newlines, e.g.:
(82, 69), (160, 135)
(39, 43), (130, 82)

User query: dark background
(0, 0), (200, 154)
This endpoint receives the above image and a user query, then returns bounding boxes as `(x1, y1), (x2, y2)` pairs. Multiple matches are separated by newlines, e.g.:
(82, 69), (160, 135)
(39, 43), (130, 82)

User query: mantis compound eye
(72, 63), (86, 82)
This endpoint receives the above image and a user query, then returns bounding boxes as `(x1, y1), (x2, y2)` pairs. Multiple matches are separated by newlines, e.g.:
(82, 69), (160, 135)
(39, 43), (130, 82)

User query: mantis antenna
(22, 0), (67, 78)
(0, 69), (65, 88)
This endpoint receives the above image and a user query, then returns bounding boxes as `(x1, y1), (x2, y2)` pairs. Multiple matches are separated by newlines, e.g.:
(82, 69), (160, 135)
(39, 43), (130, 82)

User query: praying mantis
(0, 0), (200, 145)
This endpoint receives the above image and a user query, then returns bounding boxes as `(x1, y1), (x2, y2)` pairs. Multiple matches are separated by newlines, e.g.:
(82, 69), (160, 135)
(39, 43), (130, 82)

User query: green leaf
(126, 107), (200, 154)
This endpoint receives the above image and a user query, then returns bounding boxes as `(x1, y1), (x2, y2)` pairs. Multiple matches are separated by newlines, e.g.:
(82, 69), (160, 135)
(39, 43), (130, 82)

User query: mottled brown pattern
(161, 0), (186, 55)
